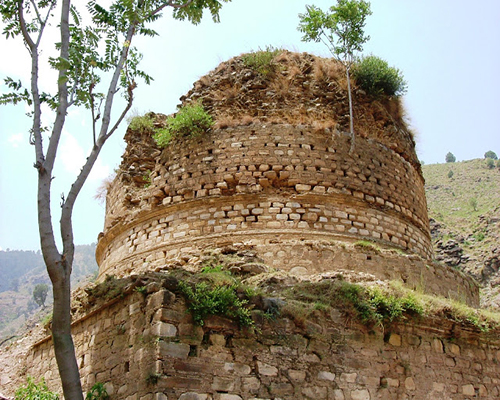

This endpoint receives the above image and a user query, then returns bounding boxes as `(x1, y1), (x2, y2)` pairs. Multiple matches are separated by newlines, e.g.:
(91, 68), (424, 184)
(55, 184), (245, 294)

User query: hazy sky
(0, 0), (499, 251)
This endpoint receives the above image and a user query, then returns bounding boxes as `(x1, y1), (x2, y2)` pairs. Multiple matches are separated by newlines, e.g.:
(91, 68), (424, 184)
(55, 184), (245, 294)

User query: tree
(298, 0), (372, 152)
(445, 152), (456, 163)
(484, 150), (498, 160)
(0, 1), (229, 398)
(33, 283), (49, 308)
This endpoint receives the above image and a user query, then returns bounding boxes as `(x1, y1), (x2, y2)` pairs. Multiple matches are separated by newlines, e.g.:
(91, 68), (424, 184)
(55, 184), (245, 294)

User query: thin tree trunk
(346, 65), (355, 154)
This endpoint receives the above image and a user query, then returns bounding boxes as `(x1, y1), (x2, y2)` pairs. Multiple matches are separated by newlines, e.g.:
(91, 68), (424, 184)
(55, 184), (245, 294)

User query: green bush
(85, 382), (110, 400)
(445, 152), (456, 163)
(486, 158), (495, 169)
(352, 55), (407, 96)
(178, 281), (253, 327)
(153, 102), (212, 148)
(15, 377), (59, 400)
(241, 46), (282, 76)
(447, 170), (454, 179)
(484, 150), (498, 160)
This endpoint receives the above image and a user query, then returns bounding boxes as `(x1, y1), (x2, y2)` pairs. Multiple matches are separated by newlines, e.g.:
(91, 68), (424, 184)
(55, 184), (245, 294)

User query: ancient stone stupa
(3, 52), (497, 400)
(96, 51), (474, 303)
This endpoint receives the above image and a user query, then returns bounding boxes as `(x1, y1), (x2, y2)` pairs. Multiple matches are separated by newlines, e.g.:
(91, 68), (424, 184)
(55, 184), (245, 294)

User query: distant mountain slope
(422, 158), (500, 307)
(0, 244), (98, 340)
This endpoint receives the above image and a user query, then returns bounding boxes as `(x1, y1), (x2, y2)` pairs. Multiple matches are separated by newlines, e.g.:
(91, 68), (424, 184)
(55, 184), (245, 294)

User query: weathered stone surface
(256, 361), (278, 376)
(158, 341), (190, 359)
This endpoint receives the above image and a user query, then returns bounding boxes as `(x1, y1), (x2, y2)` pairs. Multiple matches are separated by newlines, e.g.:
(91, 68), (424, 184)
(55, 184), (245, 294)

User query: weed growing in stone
(154, 102), (212, 147)
(354, 240), (381, 253)
(127, 114), (154, 133)
(178, 281), (253, 327)
(241, 46), (283, 76)
(286, 279), (424, 328)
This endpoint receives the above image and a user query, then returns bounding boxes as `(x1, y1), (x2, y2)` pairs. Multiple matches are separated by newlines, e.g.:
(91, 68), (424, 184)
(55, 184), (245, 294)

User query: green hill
(0, 244), (98, 341)
(422, 158), (500, 308)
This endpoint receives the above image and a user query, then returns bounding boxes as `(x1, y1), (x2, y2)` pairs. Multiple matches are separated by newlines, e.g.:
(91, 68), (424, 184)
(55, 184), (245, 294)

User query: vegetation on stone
(178, 281), (253, 327)
(241, 46), (283, 76)
(352, 55), (407, 96)
(127, 114), (155, 133)
(153, 102), (213, 148)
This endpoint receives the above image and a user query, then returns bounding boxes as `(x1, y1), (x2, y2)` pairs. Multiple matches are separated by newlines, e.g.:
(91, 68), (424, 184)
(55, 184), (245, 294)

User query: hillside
(422, 158), (500, 307)
(0, 244), (98, 341)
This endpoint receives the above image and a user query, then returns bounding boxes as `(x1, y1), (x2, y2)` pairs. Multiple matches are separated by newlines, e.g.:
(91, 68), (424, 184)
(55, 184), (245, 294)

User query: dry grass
(94, 172), (117, 204)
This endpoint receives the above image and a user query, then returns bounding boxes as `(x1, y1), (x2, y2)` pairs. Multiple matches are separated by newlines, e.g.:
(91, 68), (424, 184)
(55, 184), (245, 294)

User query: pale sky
(0, 0), (499, 251)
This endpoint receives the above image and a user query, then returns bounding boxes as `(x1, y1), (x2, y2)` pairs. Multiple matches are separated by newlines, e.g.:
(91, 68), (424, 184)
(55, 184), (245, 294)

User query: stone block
(179, 392), (208, 400)
(224, 362), (252, 375)
(242, 376), (260, 392)
(288, 370), (306, 381)
(158, 341), (190, 359)
(302, 386), (327, 399)
(212, 376), (236, 391)
(462, 384), (475, 396)
(404, 377), (416, 391)
(350, 389), (370, 400)
(256, 361), (278, 376)
(340, 372), (357, 383)
(270, 382), (294, 396)
(387, 333), (401, 347)
(153, 322), (177, 338)
(317, 371), (335, 381)
(219, 395), (242, 400)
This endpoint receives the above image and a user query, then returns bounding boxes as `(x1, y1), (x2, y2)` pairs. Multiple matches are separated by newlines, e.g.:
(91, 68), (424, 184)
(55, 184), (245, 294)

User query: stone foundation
(2, 285), (497, 399)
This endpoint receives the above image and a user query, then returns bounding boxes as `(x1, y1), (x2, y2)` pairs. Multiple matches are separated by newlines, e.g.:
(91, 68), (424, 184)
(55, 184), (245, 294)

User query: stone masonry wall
(98, 124), (431, 279)
(3, 286), (498, 400)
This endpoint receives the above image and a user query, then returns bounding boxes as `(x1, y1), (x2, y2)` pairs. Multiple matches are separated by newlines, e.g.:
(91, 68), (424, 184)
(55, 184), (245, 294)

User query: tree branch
(104, 83), (135, 141)
(149, 0), (194, 19)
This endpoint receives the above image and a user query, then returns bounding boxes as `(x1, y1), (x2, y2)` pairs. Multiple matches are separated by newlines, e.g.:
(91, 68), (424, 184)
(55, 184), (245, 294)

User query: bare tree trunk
(50, 262), (83, 400)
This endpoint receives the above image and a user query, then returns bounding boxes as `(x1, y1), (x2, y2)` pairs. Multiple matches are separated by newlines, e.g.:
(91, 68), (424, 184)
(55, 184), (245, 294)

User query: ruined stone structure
(95, 52), (474, 305)
(1, 52), (496, 399)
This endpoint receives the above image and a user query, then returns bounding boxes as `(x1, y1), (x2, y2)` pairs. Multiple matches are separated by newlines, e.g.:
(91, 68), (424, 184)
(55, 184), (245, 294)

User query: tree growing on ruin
(298, 0), (372, 152)
(0, 1), (229, 398)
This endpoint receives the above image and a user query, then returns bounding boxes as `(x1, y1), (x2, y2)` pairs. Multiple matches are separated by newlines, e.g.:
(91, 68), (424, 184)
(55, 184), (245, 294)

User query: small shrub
(178, 281), (253, 327)
(85, 382), (110, 400)
(241, 46), (283, 76)
(486, 158), (495, 169)
(484, 150), (498, 160)
(469, 197), (478, 212)
(15, 376), (59, 400)
(352, 55), (407, 96)
(445, 152), (456, 163)
(154, 102), (212, 148)
(128, 114), (154, 133)
(447, 170), (454, 179)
